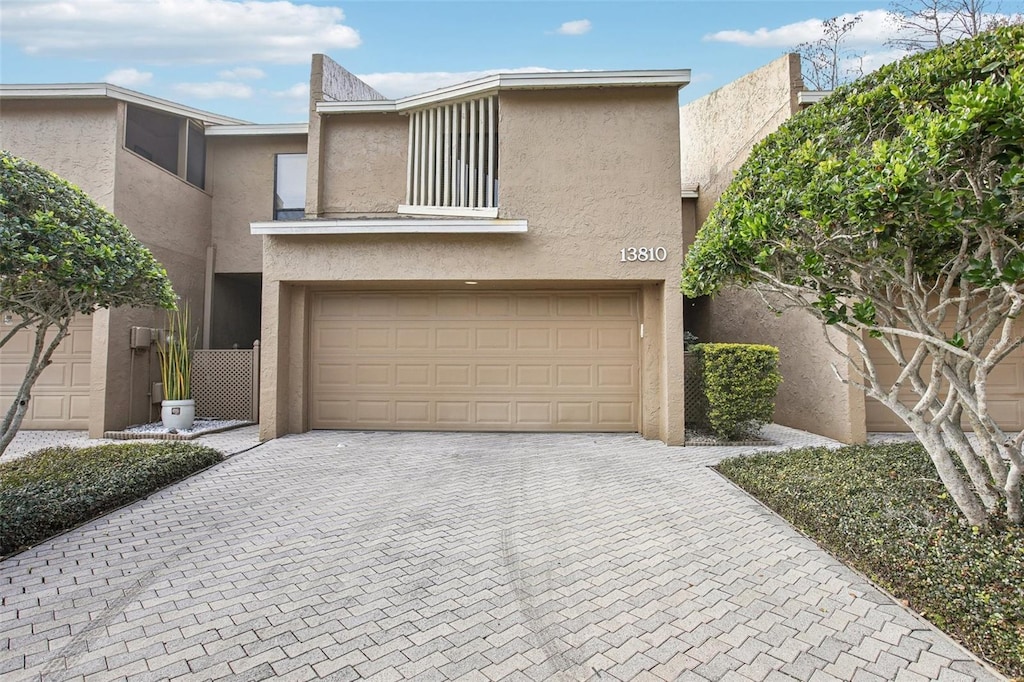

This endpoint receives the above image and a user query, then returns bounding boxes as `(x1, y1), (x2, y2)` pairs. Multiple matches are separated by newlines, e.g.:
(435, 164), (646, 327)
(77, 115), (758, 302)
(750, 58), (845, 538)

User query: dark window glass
(125, 104), (179, 175)
(274, 154), (307, 220)
(186, 121), (206, 189)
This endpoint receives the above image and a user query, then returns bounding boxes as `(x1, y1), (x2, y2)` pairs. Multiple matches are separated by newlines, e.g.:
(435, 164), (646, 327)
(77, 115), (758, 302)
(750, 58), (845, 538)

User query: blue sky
(1, 0), (1020, 123)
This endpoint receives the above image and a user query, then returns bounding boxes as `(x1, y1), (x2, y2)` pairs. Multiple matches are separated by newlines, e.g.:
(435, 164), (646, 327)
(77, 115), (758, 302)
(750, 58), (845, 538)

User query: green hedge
(689, 343), (782, 439)
(1, 442), (223, 556)
(717, 443), (1024, 677)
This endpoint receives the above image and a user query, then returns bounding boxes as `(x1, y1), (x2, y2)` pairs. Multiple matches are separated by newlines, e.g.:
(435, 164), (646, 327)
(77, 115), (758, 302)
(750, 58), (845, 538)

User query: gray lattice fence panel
(192, 345), (259, 421)
(684, 351), (709, 429)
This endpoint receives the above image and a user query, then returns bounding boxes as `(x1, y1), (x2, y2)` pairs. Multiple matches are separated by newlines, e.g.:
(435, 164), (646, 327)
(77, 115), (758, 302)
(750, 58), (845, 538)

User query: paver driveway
(1, 430), (1000, 681)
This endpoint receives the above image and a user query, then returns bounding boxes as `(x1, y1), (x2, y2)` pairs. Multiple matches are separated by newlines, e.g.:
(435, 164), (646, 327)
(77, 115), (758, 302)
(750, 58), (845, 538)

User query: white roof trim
(397, 204), (499, 219)
(317, 100), (399, 114)
(0, 83), (247, 125)
(318, 69), (691, 114)
(206, 123), (308, 137)
(798, 90), (832, 105)
(251, 218), (528, 235)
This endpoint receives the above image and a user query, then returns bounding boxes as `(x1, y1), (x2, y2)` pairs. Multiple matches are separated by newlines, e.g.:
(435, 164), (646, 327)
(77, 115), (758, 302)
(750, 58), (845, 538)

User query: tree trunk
(909, 419), (991, 526)
(0, 321), (70, 458)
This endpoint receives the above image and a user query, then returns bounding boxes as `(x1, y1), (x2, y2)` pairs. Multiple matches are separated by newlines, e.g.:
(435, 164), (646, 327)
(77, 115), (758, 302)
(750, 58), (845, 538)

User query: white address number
(620, 247), (668, 263)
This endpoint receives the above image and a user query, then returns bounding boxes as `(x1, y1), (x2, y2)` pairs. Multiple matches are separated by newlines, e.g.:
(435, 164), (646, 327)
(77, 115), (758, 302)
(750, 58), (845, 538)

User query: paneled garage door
(865, 338), (1024, 432)
(310, 290), (640, 431)
(0, 315), (92, 429)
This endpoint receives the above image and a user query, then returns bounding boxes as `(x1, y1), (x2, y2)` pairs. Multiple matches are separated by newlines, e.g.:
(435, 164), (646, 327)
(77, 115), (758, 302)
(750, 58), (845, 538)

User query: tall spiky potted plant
(157, 304), (194, 430)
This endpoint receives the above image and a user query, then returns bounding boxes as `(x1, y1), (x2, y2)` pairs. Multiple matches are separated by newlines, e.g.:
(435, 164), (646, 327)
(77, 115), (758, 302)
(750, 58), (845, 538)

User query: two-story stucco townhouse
(1, 55), (694, 445)
(5, 53), (1022, 446)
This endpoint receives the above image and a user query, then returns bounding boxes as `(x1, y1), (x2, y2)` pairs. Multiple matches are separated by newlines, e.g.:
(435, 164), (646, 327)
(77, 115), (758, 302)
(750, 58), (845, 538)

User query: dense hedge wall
(1, 442), (223, 556)
(690, 343), (782, 439)
(718, 443), (1024, 676)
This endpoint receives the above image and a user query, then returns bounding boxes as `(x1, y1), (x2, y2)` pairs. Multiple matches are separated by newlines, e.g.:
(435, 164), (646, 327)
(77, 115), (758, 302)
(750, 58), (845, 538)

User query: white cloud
(272, 83), (310, 99)
(854, 48), (908, 73)
(556, 19), (592, 36)
(704, 9), (897, 49)
(104, 67), (153, 87)
(173, 81), (254, 99)
(219, 67), (265, 81)
(268, 82), (310, 115)
(357, 67), (556, 99)
(0, 0), (360, 65)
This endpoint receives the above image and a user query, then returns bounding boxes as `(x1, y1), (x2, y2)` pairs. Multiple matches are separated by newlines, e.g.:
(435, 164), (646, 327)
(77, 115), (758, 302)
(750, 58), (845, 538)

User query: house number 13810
(620, 247), (667, 262)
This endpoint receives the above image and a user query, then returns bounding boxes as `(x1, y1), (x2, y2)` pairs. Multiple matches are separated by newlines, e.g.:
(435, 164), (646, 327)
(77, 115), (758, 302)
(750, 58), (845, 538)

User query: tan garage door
(310, 290), (640, 431)
(0, 315), (92, 429)
(865, 338), (1024, 432)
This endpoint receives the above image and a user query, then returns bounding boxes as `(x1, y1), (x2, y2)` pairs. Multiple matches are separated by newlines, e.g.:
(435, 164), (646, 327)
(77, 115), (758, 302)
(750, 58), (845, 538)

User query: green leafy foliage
(0, 151), (176, 318)
(682, 25), (1024, 299)
(690, 343), (782, 440)
(0, 152), (177, 455)
(681, 26), (1024, 527)
(718, 444), (1024, 676)
(0, 442), (223, 556)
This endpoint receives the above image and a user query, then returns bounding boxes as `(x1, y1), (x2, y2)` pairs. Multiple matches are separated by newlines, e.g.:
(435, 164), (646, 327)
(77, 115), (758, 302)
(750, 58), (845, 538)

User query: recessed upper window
(124, 104), (207, 190)
(274, 153), (307, 220)
(185, 121), (206, 189)
(401, 95), (498, 218)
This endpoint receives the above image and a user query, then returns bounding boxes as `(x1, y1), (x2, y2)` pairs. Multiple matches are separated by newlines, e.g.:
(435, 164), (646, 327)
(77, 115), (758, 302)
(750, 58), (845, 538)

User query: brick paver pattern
(0, 428), (1000, 681)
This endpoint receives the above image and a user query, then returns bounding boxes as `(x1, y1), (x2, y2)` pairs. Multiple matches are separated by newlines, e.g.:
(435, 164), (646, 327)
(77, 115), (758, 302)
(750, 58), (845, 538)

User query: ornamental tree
(681, 26), (1024, 526)
(0, 152), (176, 455)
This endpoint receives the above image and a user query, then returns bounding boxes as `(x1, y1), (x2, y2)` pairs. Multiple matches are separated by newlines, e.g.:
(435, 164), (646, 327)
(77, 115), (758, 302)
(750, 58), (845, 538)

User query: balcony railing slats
(405, 95), (497, 213)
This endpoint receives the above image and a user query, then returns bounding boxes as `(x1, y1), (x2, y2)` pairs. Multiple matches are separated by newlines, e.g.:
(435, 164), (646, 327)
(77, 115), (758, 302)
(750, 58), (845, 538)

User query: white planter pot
(161, 399), (196, 431)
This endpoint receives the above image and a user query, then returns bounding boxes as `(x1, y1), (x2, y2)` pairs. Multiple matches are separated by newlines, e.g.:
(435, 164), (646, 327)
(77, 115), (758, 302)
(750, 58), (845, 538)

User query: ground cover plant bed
(0, 442), (223, 557)
(717, 442), (1024, 677)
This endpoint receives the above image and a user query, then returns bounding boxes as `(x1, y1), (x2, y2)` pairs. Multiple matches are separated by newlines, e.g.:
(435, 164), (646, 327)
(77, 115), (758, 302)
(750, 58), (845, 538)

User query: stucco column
(259, 278), (287, 441)
(661, 287), (686, 445)
(88, 308), (112, 439)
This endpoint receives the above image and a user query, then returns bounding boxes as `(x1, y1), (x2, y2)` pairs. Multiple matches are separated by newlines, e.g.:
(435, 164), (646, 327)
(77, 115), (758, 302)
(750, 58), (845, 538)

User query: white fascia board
(395, 70), (692, 110)
(798, 90), (832, 105)
(206, 123), (308, 137)
(316, 100), (399, 114)
(397, 204), (499, 219)
(0, 83), (248, 125)
(317, 69), (692, 115)
(251, 218), (528, 235)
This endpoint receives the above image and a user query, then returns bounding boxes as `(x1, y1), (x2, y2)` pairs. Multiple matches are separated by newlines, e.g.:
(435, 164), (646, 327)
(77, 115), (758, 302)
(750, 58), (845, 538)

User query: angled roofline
(317, 69), (692, 114)
(0, 83), (248, 125)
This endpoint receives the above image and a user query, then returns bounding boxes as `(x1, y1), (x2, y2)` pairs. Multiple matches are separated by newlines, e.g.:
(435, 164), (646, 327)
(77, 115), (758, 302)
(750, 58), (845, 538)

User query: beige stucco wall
(319, 114), (407, 216)
(260, 85), (687, 444)
(679, 54), (802, 228)
(208, 134), (307, 273)
(678, 55), (865, 443)
(0, 99), (118, 209)
(90, 111), (214, 435)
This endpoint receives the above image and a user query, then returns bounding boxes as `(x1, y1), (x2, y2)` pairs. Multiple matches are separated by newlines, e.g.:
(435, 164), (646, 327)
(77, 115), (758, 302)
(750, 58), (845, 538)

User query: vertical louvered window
(403, 95), (497, 215)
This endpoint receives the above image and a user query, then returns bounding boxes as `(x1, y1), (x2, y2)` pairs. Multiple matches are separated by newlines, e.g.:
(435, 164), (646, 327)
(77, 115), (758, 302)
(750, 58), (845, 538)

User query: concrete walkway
(0, 427), (1001, 681)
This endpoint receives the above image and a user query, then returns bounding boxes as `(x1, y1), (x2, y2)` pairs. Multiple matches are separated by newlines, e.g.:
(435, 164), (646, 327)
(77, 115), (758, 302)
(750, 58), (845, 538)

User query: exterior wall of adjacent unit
(0, 97), (216, 434)
(678, 54), (867, 444)
(260, 85), (687, 444)
(88, 104), (214, 435)
(0, 99), (119, 206)
(208, 134), (307, 274)
(0, 100), (117, 430)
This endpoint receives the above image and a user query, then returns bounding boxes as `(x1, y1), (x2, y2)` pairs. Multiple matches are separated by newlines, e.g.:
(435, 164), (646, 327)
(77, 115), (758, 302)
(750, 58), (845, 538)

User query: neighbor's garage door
(310, 290), (640, 431)
(865, 338), (1024, 432)
(0, 315), (92, 429)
